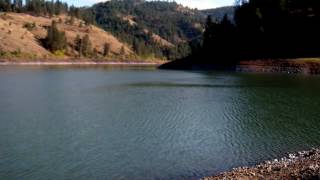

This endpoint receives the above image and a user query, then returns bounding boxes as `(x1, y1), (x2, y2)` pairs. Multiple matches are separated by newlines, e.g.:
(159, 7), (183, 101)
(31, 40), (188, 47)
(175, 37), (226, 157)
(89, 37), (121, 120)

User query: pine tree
(46, 20), (67, 52)
(54, 0), (61, 15)
(103, 43), (111, 56)
(0, 0), (8, 11)
(48, 0), (54, 17)
(81, 34), (92, 57)
(74, 34), (93, 57)
(74, 34), (82, 56)
(5, 0), (11, 11)
(120, 46), (125, 55)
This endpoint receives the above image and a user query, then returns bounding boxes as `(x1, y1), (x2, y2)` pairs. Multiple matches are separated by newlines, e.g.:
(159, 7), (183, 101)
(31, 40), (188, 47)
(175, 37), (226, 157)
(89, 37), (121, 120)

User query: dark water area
(0, 66), (320, 180)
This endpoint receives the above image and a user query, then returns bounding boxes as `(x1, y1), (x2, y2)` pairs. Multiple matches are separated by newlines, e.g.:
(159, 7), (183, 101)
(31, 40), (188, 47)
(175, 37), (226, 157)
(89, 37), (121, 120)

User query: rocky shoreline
(203, 149), (320, 180)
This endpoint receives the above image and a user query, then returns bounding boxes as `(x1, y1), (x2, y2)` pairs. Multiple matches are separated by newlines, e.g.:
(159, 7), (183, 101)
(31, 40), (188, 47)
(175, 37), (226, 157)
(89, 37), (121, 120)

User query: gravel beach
(204, 149), (320, 180)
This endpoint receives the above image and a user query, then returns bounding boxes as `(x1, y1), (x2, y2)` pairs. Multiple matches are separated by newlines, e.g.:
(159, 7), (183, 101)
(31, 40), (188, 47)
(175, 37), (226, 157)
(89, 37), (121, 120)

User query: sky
(66, 0), (234, 9)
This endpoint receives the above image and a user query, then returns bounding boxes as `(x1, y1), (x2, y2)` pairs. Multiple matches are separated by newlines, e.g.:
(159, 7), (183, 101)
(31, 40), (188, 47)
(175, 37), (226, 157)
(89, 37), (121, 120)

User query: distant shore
(160, 58), (320, 74)
(203, 148), (320, 180)
(237, 58), (320, 74)
(0, 60), (165, 66)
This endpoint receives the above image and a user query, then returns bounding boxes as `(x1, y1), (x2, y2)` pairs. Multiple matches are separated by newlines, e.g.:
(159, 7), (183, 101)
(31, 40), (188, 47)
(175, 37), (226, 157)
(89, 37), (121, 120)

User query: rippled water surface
(0, 66), (320, 180)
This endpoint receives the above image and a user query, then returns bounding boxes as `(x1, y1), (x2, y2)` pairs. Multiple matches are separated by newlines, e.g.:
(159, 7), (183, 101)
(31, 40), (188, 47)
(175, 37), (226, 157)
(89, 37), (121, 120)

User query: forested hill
(0, 0), (234, 61)
(90, 0), (205, 60)
(161, 0), (320, 69)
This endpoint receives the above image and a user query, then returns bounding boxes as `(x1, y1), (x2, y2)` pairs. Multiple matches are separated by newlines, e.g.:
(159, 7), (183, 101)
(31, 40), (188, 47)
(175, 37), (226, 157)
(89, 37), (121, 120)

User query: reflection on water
(0, 66), (320, 180)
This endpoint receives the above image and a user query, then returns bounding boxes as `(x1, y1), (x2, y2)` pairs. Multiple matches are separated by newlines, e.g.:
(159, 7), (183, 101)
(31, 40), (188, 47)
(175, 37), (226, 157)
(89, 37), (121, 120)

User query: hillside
(91, 0), (204, 60)
(0, 0), (237, 62)
(0, 12), (134, 60)
(161, 0), (320, 70)
(201, 6), (235, 21)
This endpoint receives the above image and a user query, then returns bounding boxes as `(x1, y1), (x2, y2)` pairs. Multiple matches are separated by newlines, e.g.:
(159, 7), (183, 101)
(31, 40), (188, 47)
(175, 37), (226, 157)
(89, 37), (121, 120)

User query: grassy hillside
(0, 12), (135, 60)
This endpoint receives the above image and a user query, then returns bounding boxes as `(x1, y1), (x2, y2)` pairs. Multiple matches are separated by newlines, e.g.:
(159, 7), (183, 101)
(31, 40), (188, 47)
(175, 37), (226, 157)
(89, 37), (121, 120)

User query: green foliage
(120, 45), (125, 55)
(74, 34), (93, 57)
(92, 0), (203, 60)
(74, 34), (81, 52)
(23, 22), (36, 31)
(0, 49), (37, 59)
(103, 42), (111, 56)
(53, 50), (65, 57)
(195, 0), (320, 65)
(11, 48), (22, 57)
(0, 0), (95, 26)
(45, 20), (67, 52)
(81, 34), (92, 57)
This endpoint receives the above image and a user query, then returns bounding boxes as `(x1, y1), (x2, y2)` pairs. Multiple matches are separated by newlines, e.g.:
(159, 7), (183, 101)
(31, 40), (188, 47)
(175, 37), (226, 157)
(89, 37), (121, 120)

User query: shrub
(23, 22), (36, 31)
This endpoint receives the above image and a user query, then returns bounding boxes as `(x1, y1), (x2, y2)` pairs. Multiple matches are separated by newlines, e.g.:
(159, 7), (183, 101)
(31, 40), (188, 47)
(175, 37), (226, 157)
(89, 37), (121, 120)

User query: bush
(53, 50), (65, 57)
(23, 22), (36, 31)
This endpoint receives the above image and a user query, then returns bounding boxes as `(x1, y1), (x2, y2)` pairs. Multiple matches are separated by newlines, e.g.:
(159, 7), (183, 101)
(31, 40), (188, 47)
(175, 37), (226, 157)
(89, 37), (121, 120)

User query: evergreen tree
(74, 34), (92, 57)
(54, 0), (61, 15)
(81, 34), (92, 57)
(74, 34), (82, 56)
(5, 0), (11, 11)
(120, 46), (125, 55)
(45, 20), (67, 52)
(48, 0), (54, 17)
(0, 0), (8, 11)
(103, 42), (111, 56)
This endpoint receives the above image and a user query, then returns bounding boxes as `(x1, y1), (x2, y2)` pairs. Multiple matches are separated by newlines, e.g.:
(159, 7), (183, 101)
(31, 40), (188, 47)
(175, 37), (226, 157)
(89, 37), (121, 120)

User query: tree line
(44, 20), (113, 58)
(0, 0), (113, 58)
(193, 0), (320, 65)
(0, 0), (95, 24)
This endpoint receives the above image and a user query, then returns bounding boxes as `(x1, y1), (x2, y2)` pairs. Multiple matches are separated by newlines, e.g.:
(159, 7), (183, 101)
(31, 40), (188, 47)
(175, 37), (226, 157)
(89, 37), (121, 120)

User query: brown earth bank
(160, 58), (320, 75)
(203, 148), (320, 180)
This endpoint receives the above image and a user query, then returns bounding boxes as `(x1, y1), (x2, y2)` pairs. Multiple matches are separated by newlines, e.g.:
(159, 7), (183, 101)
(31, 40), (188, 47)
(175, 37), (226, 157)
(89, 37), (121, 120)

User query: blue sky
(66, 0), (234, 9)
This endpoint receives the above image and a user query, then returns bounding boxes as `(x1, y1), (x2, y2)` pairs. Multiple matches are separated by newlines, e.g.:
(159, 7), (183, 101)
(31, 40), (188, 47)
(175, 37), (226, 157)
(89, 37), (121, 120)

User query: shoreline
(203, 148), (320, 179)
(160, 58), (320, 74)
(0, 61), (164, 66)
(237, 58), (320, 74)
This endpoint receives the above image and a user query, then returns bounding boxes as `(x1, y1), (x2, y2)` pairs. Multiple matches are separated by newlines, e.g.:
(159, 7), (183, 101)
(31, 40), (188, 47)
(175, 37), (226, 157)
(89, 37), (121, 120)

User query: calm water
(0, 66), (320, 180)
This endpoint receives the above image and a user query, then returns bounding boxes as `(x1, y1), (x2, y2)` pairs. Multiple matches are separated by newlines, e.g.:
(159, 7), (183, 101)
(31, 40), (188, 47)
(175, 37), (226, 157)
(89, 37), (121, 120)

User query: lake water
(0, 65), (320, 180)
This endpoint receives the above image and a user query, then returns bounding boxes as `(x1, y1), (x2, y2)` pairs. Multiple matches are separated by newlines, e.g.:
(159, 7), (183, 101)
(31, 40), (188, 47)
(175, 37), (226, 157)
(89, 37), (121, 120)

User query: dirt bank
(160, 57), (320, 74)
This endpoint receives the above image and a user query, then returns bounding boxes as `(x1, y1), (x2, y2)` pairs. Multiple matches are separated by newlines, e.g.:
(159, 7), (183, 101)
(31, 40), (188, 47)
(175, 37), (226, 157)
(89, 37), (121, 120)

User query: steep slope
(0, 12), (133, 59)
(0, 13), (49, 58)
(92, 0), (204, 59)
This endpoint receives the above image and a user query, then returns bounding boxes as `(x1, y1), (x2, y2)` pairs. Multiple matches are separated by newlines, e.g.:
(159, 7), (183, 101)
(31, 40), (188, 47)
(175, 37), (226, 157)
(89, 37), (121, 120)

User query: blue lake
(0, 66), (320, 179)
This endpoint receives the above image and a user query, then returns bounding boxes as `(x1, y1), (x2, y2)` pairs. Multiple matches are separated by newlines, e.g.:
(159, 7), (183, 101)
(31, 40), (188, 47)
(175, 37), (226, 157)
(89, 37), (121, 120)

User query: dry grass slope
(0, 12), (134, 59)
